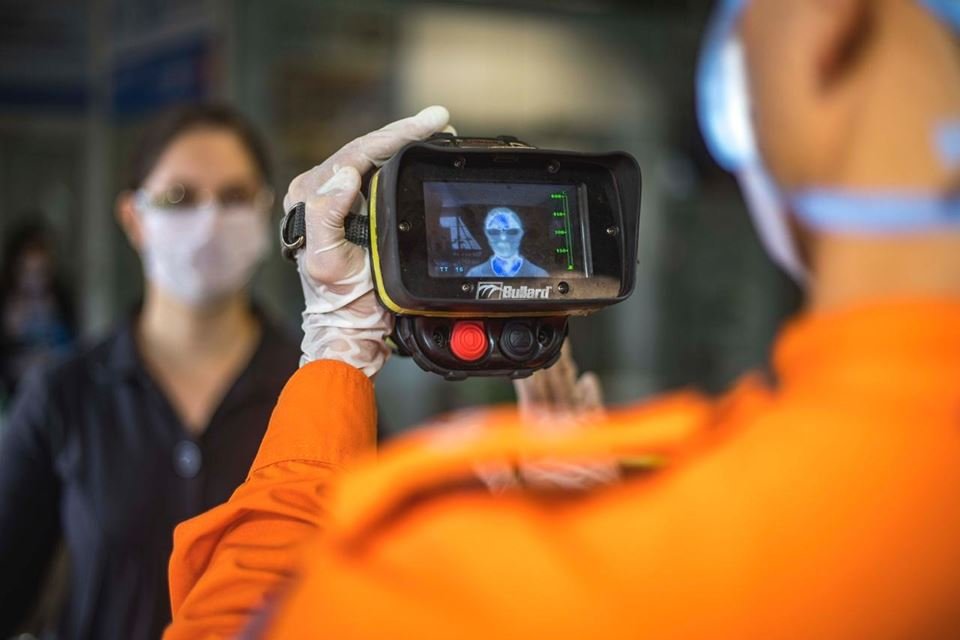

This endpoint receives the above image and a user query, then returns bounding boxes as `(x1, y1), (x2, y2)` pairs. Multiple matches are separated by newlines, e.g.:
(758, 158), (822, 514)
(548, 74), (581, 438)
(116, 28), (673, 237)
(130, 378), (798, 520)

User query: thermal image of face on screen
(424, 182), (589, 280)
(466, 207), (548, 278)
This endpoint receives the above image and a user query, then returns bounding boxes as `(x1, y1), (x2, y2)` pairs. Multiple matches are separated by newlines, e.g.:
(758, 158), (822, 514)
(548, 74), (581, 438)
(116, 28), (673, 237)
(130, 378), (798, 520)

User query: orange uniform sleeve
(165, 360), (377, 640)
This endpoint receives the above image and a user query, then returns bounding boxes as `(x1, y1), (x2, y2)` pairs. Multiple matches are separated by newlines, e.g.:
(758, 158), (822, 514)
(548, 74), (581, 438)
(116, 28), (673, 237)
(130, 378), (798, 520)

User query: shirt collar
(98, 304), (294, 384)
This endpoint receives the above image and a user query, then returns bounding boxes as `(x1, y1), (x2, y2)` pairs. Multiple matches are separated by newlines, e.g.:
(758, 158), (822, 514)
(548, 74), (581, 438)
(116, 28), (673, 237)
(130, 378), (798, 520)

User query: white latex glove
(513, 341), (604, 422)
(282, 106), (451, 377)
(478, 342), (620, 491)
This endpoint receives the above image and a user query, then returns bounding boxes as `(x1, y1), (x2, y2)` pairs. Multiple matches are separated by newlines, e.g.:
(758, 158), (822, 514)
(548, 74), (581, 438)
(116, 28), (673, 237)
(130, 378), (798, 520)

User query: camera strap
(280, 203), (370, 261)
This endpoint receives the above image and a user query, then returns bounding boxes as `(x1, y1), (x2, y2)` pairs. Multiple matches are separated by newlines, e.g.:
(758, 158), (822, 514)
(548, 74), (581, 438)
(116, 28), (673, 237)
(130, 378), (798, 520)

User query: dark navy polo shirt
(0, 310), (300, 640)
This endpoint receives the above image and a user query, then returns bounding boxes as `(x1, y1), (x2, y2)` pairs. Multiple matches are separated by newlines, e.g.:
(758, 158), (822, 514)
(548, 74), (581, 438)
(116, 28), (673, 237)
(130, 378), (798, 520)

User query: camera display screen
(423, 181), (590, 279)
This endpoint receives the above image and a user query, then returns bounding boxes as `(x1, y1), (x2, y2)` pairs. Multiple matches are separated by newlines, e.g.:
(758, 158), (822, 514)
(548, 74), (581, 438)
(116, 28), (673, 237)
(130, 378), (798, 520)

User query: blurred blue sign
(112, 36), (213, 118)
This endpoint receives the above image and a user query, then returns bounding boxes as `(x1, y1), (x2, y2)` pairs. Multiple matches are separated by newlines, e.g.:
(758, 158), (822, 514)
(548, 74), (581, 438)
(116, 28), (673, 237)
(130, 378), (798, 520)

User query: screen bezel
(382, 146), (628, 311)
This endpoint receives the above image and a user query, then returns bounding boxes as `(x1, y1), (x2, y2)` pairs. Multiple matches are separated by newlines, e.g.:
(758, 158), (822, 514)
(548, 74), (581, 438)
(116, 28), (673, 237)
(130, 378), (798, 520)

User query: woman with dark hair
(0, 220), (75, 404)
(0, 104), (300, 640)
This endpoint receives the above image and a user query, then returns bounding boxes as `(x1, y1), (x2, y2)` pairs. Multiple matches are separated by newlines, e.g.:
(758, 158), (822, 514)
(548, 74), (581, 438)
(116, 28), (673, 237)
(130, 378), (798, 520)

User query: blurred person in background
(164, 0), (960, 637)
(0, 104), (300, 640)
(0, 221), (75, 411)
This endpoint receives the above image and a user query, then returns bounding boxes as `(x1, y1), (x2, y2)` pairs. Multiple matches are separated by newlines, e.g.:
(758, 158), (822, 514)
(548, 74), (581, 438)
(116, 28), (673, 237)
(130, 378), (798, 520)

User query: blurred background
(0, 0), (801, 434)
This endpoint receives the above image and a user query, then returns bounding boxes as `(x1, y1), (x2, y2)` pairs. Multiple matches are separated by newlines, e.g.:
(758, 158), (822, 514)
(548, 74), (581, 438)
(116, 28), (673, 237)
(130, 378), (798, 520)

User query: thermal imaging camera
(282, 134), (641, 380)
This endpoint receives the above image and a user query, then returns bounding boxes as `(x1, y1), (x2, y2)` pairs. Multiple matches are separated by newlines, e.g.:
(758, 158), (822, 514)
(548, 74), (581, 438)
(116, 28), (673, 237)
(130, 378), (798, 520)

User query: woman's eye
(219, 188), (256, 208)
(157, 184), (198, 209)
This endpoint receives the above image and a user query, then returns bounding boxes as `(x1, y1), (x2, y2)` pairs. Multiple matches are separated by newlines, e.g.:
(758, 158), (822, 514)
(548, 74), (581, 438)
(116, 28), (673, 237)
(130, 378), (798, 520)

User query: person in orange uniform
(166, 0), (960, 637)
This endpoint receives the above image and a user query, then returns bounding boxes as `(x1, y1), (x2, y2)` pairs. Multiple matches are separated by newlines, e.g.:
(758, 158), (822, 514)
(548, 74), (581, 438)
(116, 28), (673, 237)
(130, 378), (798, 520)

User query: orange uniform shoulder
(326, 383), (741, 548)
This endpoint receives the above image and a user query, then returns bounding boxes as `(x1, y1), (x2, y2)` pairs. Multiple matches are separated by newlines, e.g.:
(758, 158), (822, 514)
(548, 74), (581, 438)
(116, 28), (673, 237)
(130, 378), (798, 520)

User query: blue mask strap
(792, 191), (960, 234)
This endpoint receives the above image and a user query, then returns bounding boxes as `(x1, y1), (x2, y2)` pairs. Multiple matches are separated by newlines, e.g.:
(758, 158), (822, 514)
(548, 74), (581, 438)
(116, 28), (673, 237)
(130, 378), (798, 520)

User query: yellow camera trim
(368, 170), (407, 315)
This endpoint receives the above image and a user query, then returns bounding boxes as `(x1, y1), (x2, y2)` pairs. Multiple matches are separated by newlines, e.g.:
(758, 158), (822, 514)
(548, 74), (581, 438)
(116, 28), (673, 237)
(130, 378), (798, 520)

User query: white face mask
(137, 202), (269, 306)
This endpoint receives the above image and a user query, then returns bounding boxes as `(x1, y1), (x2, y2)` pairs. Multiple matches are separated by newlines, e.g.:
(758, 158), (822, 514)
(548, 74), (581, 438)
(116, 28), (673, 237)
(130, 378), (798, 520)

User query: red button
(450, 321), (488, 362)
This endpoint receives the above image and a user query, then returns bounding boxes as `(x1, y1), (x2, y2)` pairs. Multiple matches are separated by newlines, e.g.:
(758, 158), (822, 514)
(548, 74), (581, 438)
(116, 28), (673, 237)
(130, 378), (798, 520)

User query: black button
(500, 322), (536, 362)
(173, 440), (202, 479)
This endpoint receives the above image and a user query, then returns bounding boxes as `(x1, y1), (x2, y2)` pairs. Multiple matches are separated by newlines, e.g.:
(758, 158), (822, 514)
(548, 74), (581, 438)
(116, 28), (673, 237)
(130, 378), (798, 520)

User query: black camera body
(284, 134), (642, 380)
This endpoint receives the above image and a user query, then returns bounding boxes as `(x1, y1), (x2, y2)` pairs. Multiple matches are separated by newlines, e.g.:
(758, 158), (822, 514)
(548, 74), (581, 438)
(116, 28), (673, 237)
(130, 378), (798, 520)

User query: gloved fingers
(283, 106), (450, 214)
(374, 105), (450, 142)
(514, 341), (599, 420)
(507, 344), (615, 492)
(541, 341), (580, 413)
(283, 162), (362, 235)
(575, 372), (605, 414)
(293, 166), (367, 286)
(331, 105), (451, 175)
(514, 369), (548, 413)
(477, 458), (620, 493)
(306, 166), (362, 240)
(518, 459), (620, 490)
(474, 462), (522, 493)
(350, 190), (368, 217)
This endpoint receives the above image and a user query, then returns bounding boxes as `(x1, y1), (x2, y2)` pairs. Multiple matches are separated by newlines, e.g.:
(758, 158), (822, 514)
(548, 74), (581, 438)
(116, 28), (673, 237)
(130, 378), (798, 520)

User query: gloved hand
(513, 341), (604, 423)
(478, 342), (621, 491)
(282, 106), (451, 377)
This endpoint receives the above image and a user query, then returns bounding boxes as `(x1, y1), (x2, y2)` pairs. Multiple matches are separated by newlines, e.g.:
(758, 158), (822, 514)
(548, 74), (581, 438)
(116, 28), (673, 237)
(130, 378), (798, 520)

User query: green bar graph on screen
(558, 191), (575, 270)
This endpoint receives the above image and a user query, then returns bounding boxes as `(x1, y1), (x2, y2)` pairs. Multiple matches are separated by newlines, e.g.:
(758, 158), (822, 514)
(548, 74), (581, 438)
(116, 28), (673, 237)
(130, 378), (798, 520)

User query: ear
(741, 0), (872, 186)
(812, 0), (873, 90)
(742, 0), (870, 89)
(115, 191), (145, 252)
